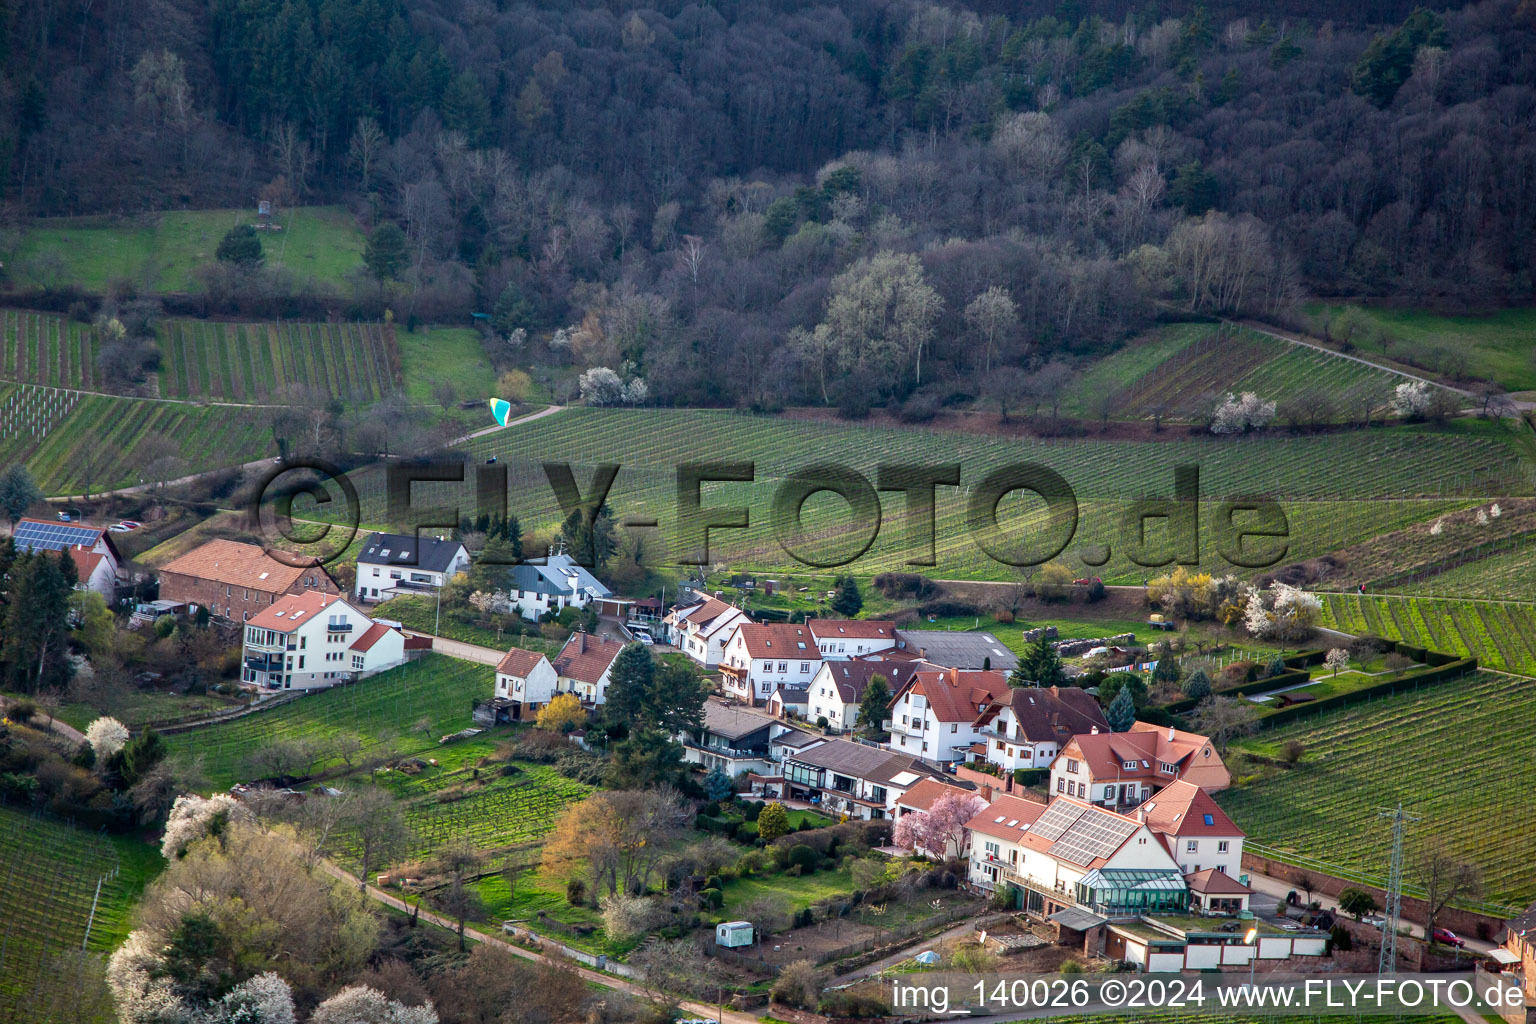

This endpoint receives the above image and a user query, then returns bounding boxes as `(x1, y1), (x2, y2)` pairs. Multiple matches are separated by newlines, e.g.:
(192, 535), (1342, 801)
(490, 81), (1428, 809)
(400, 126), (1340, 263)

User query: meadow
(1316, 592), (1536, 677)
(1306, 303), (1536, 392)
(8, 206), (366, 293)
(158, 319), (399, 403)
(0, 382), (276, 495)
(396, 325), (498, 407)
(0, 802), (163, 1022)
(164, 654), (492, 789)
(1216, 671), (1535, 911)
(312, 407), (1529, 583)
(1061, 325), (1414, 421)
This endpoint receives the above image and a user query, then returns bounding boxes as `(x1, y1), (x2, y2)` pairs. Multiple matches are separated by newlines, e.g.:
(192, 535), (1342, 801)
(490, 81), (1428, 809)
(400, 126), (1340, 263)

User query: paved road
(402, 631), (506, 665)
(319, 860), (755, 1024)
(1244, 870), (1496, 955)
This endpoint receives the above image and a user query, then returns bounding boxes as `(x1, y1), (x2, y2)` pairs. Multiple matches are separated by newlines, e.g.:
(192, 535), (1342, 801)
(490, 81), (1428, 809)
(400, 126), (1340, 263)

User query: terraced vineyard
(159, 319), (400, 403)
(304, 407), (1526, 582)
(0, 310), (108, 390)
(1217, 671), (1535, 910)
(0, 382), (275, 495)
(1317, 592), (1536, 676)
(0, 803), (163, 1022)
(166, 655), (493, 789)
(1063, 325), (1411, 421)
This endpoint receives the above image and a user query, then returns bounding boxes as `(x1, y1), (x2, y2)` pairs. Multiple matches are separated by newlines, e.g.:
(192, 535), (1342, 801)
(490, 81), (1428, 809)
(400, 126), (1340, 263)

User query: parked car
(634, 633), (655, 646)
(109, 524), (131, 533)
(1432, 927), (1465, 948)
(1362, 914), (1387, 929)
(1073, 576), (1103, 585)
(56, 512), (73, 522)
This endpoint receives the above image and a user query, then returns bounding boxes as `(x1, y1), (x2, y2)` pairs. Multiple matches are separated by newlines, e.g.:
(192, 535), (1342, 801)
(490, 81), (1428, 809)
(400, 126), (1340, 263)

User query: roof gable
(357, 533), (466, 573)
(495, 646), (549, 678)
(1136, 780), (1243, 838)
(247, 592), (353, 632)
(161, 539), (319, 593)
(552, 632), (626, 685)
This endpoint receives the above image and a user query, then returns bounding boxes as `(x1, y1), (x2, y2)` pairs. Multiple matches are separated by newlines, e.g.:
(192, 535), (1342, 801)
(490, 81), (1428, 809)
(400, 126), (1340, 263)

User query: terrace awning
(1488, 949), (1520, 966)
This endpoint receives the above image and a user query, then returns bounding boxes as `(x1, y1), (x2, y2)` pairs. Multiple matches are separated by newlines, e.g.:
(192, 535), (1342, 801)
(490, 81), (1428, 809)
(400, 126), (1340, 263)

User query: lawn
(32, 690), (239, 732)
(396, 325), (496, 407)
(371, 595), (566, 658)
(0, 803), (164, 1022)
(9, 206), (366, 293)
(471, 866), (639, 957)
(718, 864), (855, 916)
(303, 407), (1521, 583)
(1305, 303), (1536, 391)
(165, 654), (493, 789)
(1216, 671), (1535, 911)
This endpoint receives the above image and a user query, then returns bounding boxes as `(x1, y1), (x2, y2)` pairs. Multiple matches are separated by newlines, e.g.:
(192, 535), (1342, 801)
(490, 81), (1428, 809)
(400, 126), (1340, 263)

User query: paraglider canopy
(488, 397), (512, 426)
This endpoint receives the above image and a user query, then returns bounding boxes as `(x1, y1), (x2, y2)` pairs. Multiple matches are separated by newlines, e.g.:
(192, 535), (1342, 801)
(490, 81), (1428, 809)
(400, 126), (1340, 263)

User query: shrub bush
(699, 887), (723, 910)
(818, 990), (890, 1018)
(566, 878), (586, 905)
(787, 844), (818, 873)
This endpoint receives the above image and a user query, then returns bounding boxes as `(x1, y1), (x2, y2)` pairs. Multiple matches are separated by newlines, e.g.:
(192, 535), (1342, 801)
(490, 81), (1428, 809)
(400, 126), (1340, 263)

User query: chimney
(1136, 808), (1146, 823)
(1168, 724), (1176, 742)
(1049, 685), (1059, 699)
(1091, 725), (1099, 734)
(948, 666), (960, 686)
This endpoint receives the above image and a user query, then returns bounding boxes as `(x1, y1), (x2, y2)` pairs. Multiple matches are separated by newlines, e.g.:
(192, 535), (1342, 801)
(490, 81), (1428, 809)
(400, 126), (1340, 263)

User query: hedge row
(1256, 658), (1478, 728)
(1282, 649), (1328, 669)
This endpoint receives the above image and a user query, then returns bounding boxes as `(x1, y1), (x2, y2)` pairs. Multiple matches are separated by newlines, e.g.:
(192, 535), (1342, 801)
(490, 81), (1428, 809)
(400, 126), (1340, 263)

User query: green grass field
(0, 803), (164, 1022)
(1217, 671), (1534, 911)
(1306, 303), (1536, 391)
(9, 206), (366, 293)
(0, 382), (276, 495)
(159, 319), (399, 403)
(1317, 592), (1536, 676)
(371, 595), (564, 658)
(1060, 324), (1413, 421)
(396, 326), (496, 407)
(311, 407), (1527, 583)
(165, 654), (493, 789)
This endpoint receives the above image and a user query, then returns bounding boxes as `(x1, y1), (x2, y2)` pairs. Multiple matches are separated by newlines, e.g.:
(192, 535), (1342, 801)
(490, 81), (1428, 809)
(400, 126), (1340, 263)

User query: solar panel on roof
(13, 521), (101, 553)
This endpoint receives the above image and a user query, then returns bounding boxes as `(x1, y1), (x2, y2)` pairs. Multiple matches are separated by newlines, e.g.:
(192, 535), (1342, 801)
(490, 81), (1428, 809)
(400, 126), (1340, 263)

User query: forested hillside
(0, 0), (1533, 409)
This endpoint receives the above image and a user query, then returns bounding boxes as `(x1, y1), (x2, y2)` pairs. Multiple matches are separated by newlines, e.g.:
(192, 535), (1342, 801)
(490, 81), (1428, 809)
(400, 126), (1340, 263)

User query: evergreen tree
(856, 674), (891, 735)
(0, 465), (41, 524)
(1152, 642), (1181, 686)
(703, 765), (734, 803)
(120, 728), (168, 789)
(605, 727), (689, 789)
(1107, 687), (1136, 732)
(215, 223), (265, 266)
(830, 575), (862, 617)
(1182, 669), (1212, 699)
(1, 551), (74, 694)
(604, 642), (654, 725)
(363, 222), (409, 281)
(560, 502), (618, 571)
(644, 659), (709, 735)
(1011, 632), (1065, 687)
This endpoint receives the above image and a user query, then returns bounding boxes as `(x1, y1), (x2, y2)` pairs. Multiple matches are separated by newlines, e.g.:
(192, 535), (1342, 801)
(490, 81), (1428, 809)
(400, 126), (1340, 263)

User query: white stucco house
(718, 622), (821, 704)
(971, 685), (1111, 773)
(241, 592), (406, 691)
(507, 554), (612, 622)
(807, 619), (898, 659)
(492, 646), (559, 721)
(887, 667), (1009, 764)
(664, 596), (751, 668)
(354, 532), (470, 604)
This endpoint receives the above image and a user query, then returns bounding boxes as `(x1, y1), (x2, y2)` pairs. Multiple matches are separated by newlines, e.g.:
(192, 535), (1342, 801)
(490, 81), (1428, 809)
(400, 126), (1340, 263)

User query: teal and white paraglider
(488, 397), (512, 426)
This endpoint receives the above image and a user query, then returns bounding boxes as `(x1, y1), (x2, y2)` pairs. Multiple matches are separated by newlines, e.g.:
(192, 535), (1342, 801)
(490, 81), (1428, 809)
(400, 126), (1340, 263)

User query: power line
(1377, 802), (1420, 975)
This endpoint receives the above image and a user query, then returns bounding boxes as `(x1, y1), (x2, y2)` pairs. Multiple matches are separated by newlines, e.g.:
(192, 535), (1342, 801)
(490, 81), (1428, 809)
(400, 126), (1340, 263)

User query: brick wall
(159, 569), (340, 622)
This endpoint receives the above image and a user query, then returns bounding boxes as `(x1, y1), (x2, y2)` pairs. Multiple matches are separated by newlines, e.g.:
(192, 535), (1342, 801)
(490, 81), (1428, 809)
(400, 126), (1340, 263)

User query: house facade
(1498, 901), (1536, 1003)
(1050, 723), (1230, 812)
(718, 623), (821, 704)
(1135, 780), (1245, 878)
(161, 539), (340, 622)
(664, 596), (751, 668)
(241, 593), (405, 691)
(972, 685), (1111, 773)
(492, 647), (559, 721)
(807, 619), (898, 659)
(354, 532), (470, 603)
(550, 632), (625, 705)
(66, 545), (118, 598)
(779, 738), (943, 820)
(679, 698), (817, 778)
(13, 519), (122, 594)
(507, 554), (612, 622)
(806, 659), (928, 733)
(888, 667), (1009, 764)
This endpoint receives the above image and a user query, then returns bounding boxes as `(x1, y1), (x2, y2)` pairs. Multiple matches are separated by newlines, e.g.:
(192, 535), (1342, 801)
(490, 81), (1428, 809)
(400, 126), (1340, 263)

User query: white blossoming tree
(579, 366), (649, 407)
(1210, 392), (1276, 434)
(1242, 583), (1320, 641)
(207, 972), (296, 1024)
(309, 985), (438, 1024)
(1429, 518), (1444, 536)
(1391, 380), (1433, 419)
(161, 792), (243, 859)
(1325, 648), (1351, 677)
(84, 716), (130, 758)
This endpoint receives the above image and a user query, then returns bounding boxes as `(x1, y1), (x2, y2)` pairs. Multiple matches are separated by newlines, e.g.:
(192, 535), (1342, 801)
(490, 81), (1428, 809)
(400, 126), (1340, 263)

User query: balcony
(991, 862), (1076, 905)
(326, 622), (354, 633)
(682, 737), (771, 762)
(244, 654), (285, 673)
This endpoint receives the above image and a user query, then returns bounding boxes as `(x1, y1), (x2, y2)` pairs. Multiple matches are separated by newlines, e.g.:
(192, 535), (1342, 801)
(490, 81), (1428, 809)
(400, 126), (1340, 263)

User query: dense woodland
(1, 0), (1534, 409)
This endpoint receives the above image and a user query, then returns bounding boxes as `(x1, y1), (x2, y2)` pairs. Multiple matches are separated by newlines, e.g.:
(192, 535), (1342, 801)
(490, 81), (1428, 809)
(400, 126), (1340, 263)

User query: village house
(240, 592), (405, 691)
(506, 553), (612, 622)
(1050, 722), (1230, 812)
(160, 539), (339, 622)
(718, 622), (820, 704)
(664, 595), (752, 669)
(777, 738), (945, 819)
(549, 631), (626, 705)
(888, 667), (1010, 764)
(806, 618), (898, 659)
(889, 629), (1019, 672)
(893, 776), (986, 858)
(353, 532), (470, 603)
(805, 659), (929, 732)
(971, 685), (1111, 773)
(1135, 780), (1246, 878)
(1495, 901), (1536, 1003)
(489, 647), (559, 722)
(12, 518), (123, 595)
(679, 698), (818, 778)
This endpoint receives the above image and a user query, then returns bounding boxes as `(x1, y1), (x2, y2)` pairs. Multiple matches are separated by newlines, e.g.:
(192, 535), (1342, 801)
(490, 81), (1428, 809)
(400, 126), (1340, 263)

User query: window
(1122, 760), (1137, 770)
(996, 740), (1005, 751)
(298, 656), (305, 669)
(1186, 840), (1198, 852)
(1056, 778), (1065, 793)
(1217, 841), (1229, 853)
(1203, 813), (1215, 826)
(951, 724), (957, 733)
(1067, 759), (1079, 772)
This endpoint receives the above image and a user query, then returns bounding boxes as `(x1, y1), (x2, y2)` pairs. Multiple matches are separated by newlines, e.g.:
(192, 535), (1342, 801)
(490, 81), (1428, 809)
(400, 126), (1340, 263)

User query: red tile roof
(349, 622), (393, 652)
(552, 632), (626, 685)
(247, 592), (348, 632)
(963, 793), (1049, 842)
(1063, 722), (1220, 781)
(807, 619), (896, 641)
(67, 545), (107, 579)
(1136, 780), (1244, 838)
(161, 539), (321, 593)
(732, 622), (816, 660)
(896, 667), (1009, 723)
(1185, 868), (1251, 895)
(896, 777), (979, 813)
(496, 646), (547, 678)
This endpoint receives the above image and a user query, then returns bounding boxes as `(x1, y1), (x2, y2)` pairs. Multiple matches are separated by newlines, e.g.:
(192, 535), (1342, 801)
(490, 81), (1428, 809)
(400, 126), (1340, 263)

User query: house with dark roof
(887, 667), (1010, 764)
(1051, 722), (1230, 812)
(891, 629), (1019, 671)
(354, 532), (470, 603)
(779, 737), (946, 820)
(161, 539), (339, 622)
(664, 595), (751, 668)
(1496, 901), (1536, 1002)
(680, 697), (820, 777)
(491, 647), (558, 722)
(972, 685), (1111, 773)
(550, 631), (626, 705)
(240, 592), (405, 691)
(508, 553), (612, 622)
(805, 658), (931, 732)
